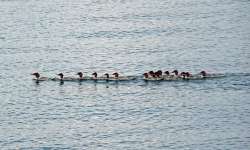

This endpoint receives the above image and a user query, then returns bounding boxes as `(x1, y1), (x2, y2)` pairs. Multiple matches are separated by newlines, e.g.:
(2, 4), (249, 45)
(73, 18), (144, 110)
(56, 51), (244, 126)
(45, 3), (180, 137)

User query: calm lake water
(0, 0), (250, 149)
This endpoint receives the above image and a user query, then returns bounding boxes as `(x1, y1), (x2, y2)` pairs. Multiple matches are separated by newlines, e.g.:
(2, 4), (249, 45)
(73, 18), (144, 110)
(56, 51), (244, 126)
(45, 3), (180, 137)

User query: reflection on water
(59, 80), (64, 86)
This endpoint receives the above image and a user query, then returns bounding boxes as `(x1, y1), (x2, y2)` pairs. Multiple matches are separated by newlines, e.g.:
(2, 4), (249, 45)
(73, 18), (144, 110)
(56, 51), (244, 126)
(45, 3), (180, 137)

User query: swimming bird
(162, 70), (180, 80)
(200, 71), (207, 77)
(197, 70), (218, 79)
(199, 71), (225, 78)
(52, 73), (74, 81)
(186, 72), (192, 77)
(112, 72), (119, 78)
(181, 72), (192, 79)
(172, 70), (179, 76)
(180, 72), (189, 79)
(143, 72), (162, 81)
(32, 72), (40, 79)
(148, 71), (155, 78)
(180, 72), (186, 77)
(58, 73), (64, 80)
(163, 70), (172, 80)
(143, 73), (149, 79)
(77, 72), (83, 79)
(164, 71), (170, 76)
(91, 72), (118, 80)
(155, 70), (163, 78)
(76, 72), (90, 80)
(91, 72), (107, 80)
(109, 72), (136, 81)
(104, 73), (110, 79)
(92, 72), (97, 79)
(31, 72), (49, 81)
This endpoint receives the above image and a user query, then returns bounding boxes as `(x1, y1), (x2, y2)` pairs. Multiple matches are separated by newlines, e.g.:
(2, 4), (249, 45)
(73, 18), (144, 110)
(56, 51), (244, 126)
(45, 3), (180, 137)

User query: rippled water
(0, 0), (250, 149)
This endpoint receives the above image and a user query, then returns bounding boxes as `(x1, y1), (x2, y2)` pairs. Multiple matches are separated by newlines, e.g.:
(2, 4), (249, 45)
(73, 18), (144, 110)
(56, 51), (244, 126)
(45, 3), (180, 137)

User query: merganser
(143, 72), (162, 81)
(77, 72), (83, 79)
(76, 72), (90, 80)
(109, 72), (119, 80)
(148, 71), (155, 78)
(155, 70), (163, 78)
(196, 70), (218, 79)
(91, 72), (106, 80)
(91, 72), (127, 81)
(163, 71), (170, 78)
(143, 73), (149, 79)
(31, 72), (49, 81)
(200, 71), (207, 77)
(172, 70), (179, 76)
(186, 72), (191, 77)
(181, 72), (192, 79)
(111, 73), (135, 81)
(164, 71), (170, 76)
(200, 71), (225, 78)
(58, 73), (64, 80)
(51, 73), (74, 81)
(104, 73), (109, 79)
(32, 72), (40, 79)
(163, 70), (172, 80)
(91, 72), (98, 80)
(109, 72), (136, 81)
(165, 70), (180, 80)
(180, 72), (186, 77)
(112, 72), (119, 78)
(179, 72), (188, 78)
(162, 70), (180, 80)
(172, 70), (181, 79)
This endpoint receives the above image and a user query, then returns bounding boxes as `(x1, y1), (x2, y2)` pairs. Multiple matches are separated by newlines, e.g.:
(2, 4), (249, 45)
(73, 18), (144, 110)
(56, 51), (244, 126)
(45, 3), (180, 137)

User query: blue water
(0, 0), (250, 149)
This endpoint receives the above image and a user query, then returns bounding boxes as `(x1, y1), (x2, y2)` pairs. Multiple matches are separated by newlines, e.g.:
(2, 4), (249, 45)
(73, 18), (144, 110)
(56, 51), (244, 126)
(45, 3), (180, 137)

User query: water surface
(0, 0), (250, 149)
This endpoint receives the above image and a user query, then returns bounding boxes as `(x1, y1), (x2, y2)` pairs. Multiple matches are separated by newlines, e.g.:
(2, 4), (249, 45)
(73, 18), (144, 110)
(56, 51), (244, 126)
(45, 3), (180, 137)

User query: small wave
(226, 73), (250, 77)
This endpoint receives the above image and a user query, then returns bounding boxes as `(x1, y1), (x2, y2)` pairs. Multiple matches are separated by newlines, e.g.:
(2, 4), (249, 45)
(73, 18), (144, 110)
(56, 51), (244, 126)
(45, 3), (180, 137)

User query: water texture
(0, 0), (250, 149)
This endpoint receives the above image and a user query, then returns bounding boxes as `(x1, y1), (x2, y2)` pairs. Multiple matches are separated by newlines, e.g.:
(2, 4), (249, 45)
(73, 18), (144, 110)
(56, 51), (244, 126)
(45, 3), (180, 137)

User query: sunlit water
(0, 0), (250, 149)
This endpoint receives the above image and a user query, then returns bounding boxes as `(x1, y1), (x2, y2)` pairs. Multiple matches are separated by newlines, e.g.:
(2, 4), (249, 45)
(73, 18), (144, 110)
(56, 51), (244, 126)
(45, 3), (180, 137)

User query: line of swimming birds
(31, 70), (213, 82)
